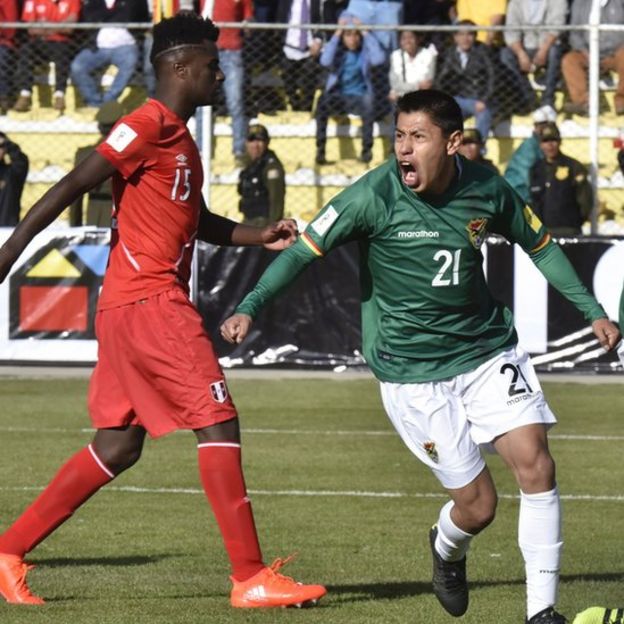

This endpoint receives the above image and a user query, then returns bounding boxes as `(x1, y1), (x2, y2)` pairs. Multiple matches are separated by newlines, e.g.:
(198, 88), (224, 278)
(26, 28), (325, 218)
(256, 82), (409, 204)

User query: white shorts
(379, 346), (556, 490)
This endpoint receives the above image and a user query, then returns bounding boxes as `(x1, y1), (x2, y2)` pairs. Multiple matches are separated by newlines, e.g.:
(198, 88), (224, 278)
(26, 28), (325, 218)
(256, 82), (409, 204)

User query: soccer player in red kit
(0, 12), (326, 609)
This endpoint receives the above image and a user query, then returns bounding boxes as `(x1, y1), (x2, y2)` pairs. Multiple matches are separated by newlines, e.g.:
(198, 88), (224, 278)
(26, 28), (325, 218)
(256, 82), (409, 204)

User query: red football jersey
(96, 99), (203, 311)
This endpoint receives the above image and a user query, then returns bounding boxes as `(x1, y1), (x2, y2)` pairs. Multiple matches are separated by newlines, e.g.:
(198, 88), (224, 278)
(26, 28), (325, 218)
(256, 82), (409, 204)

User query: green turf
(0, 377), (622, 623)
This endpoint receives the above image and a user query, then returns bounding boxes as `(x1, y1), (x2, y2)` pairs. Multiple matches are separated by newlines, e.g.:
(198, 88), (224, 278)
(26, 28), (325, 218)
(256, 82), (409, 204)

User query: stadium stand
(0, 22), (623, 232)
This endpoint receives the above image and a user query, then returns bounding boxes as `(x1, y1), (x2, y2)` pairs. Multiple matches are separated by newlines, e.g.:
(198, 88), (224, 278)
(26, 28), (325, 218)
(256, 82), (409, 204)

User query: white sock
(518, 486), (562, 620)
(435, 501), (474, 562)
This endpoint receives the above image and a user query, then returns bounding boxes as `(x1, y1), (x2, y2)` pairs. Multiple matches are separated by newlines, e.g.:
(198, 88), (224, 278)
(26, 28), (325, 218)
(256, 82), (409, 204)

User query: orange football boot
(230, 555), (326, 608)
(0, 553), (45, 605)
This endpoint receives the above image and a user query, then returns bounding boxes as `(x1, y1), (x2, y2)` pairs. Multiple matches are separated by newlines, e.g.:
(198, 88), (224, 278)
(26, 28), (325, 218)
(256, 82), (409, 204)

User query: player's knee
(516, 452), (556, 492)
(471, 495), (497, 530)
(456, 492), (497, 532)
(97, 444), (143, 475)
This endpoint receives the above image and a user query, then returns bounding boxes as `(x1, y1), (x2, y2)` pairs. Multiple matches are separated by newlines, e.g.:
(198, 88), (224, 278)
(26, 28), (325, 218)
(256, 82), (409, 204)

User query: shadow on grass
(327, 571), (624, 604)
(31, 554), (176, 568)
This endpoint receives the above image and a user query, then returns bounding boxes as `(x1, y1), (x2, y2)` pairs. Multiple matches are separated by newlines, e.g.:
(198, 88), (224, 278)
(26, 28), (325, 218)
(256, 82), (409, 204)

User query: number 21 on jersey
(432, 249), (461, 286)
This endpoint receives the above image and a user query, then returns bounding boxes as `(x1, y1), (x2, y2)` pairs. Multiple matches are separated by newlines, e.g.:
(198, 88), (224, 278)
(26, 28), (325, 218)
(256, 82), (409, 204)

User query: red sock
(197, 443), (264, 582)
(0, 445), (114, 557)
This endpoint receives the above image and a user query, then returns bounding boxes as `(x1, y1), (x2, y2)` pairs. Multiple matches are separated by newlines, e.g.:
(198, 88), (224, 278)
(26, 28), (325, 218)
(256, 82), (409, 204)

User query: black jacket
(435, 42), (495, 103)
(529, 152), (592, 235)
(238, 149), (285, 225)
(0, 140), (28, 227)
(79, 0), (149, 49)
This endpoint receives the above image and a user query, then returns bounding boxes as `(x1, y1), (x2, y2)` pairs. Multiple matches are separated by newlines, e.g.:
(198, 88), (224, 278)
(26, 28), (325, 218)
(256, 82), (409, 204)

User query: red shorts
(88, 288), (237, 438)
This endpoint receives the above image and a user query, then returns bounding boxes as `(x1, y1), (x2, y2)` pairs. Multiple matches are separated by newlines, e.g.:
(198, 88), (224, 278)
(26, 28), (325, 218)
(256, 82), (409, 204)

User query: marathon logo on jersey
(397, 230), (440, 239)
(466, 217), (489, 249)
(311, 205), (339, 236)
(106, 123), (138, 153)
(210, 380), (229, 403)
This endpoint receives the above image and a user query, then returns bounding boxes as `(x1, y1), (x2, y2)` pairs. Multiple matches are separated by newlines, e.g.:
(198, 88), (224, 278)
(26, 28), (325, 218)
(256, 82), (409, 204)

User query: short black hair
(395, 89), (463, 136)
(456, 19), (477, 29)
(150, 11), (220, 66)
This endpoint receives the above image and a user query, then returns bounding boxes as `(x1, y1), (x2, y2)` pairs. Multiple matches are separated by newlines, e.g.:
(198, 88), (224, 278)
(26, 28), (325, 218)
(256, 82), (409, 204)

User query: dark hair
(150, 11), (220, 66)
(456, 19), (477, 29)
(395, 89), (464, 135)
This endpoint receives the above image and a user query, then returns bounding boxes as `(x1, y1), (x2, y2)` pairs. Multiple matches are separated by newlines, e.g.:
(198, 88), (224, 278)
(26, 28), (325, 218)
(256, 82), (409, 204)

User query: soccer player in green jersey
(220, 90), (621, 624)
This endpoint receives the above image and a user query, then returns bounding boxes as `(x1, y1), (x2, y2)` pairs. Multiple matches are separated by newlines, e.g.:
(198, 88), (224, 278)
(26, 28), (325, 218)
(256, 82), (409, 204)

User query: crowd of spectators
(0, 0), (622, 169)
(219, 0), (624, 166)
(0, 0), (148, 114)
(0, 2), (621, 115)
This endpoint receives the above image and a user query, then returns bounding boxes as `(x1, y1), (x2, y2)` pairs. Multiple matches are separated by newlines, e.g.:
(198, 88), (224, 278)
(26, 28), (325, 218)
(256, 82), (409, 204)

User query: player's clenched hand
(220, 313), (253, 344)
(261, 219), (299, 251)
(592, 318), (621, 351)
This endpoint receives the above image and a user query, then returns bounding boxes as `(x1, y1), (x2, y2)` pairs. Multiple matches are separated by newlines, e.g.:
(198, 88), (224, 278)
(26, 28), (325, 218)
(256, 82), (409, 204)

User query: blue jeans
(315, 91), (375, 155)
(345, 0), (402, 53)
(499, 43), (562, 109)
(454, 96), (493, 142)
(70, 43), (139, 106)
(142, 33), (156, 98)
(17, 39), (72, 93)
(219, 49), (247, 157)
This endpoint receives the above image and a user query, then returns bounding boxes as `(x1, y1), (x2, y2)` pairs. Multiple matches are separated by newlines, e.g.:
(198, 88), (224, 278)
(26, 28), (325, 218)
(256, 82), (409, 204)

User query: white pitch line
(0, 425), (623, 441)
(1, 485), (623, 502)
(549, 434), (624, 441)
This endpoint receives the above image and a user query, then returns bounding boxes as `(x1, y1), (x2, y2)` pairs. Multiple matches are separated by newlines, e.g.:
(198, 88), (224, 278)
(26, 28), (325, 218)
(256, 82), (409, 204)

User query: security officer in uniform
(529, 121), (592, 237)
(69, 101), (124, 227)
(237, 123), (286, 227)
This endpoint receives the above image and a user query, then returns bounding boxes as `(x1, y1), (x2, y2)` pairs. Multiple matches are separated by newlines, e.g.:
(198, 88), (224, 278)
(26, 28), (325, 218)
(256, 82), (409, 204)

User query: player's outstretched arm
(0, 151), (116, 283)
(197, 200), (298, 249)
(220, 313), (253, 344)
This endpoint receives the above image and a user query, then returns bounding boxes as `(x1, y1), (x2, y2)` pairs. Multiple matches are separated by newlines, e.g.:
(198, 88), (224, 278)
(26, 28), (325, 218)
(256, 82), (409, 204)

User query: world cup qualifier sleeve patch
(210, 380), (229, 403)
(106, 123), (138, 152)
(310, 205), (338, 236)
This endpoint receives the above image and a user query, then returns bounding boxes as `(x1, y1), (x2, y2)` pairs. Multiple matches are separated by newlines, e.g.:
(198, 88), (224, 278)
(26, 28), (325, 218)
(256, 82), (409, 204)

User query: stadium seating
(3, 80), (624, 229)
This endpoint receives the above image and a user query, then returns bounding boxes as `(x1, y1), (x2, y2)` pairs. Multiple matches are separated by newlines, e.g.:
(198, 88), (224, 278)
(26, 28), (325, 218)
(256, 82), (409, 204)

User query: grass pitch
(0, 375), (622, 624)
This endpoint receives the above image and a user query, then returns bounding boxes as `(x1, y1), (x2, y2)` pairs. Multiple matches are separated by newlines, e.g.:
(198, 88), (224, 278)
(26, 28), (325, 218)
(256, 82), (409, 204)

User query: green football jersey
(237, 156), (605, 383)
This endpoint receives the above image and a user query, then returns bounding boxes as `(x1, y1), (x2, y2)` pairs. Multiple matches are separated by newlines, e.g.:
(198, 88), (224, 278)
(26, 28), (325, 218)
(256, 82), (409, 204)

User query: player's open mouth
(399, 161), (418, 185)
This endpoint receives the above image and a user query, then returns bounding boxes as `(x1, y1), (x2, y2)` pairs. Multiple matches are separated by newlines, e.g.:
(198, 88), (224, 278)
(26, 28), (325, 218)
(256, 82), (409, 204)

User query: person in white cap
(504, 105), (557, 202)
